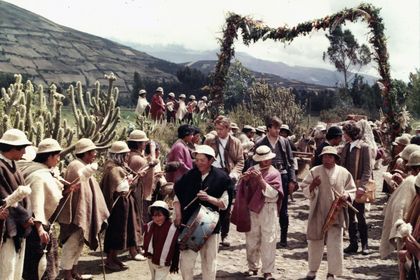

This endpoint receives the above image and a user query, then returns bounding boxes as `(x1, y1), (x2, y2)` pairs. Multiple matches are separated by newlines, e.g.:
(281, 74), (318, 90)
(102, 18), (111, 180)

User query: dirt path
(75, 166), (399, 280)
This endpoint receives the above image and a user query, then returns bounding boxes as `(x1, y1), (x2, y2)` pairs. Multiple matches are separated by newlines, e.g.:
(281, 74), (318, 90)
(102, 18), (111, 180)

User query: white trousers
(245, 203), (279, 273)
(308, 226), (343, 276)
(0, 238), (26, 280)
(148, 259), (170, 280)
(60, 229), (85, 270)
(180, 234), (219, 280)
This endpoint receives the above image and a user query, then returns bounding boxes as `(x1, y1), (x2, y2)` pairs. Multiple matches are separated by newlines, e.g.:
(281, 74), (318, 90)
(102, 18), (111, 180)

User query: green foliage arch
(210, 3), (401, 148)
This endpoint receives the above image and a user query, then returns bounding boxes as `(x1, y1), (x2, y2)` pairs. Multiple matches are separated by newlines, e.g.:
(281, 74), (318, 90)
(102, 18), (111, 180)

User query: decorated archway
(210, 3), (402, 149)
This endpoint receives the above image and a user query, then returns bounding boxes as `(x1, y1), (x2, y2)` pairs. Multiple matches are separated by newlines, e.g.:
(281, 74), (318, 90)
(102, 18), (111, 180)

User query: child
(143, 201), (179, 280)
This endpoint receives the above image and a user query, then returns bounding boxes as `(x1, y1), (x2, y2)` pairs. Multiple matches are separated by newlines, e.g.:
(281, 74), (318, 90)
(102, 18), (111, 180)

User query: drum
(178, 205), (219, 252)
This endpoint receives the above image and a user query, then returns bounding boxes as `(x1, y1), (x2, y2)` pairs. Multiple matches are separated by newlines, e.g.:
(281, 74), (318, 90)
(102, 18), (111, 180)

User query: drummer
(173, 145), (232, 280)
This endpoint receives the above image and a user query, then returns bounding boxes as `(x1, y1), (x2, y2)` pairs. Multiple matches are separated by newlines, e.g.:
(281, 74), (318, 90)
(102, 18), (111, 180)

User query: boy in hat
(135, 89), (150, 117)
(301, 146), (356, 280)
(143, 200), (179, 280)
(150, 87), (165, 121)
(0, 129), (33, 279)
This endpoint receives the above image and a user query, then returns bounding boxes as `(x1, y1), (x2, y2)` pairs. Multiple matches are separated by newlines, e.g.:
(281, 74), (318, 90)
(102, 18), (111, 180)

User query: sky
(5, 0), (420, 81)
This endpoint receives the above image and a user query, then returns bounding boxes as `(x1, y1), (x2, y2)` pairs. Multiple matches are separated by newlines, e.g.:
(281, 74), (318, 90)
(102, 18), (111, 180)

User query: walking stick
(98, 233), (107, 280)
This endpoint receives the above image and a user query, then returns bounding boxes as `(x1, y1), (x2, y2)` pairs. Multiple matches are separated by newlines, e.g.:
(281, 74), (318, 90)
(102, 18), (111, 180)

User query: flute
(331, 188), (359, 213)
(238, 165), (270, 180)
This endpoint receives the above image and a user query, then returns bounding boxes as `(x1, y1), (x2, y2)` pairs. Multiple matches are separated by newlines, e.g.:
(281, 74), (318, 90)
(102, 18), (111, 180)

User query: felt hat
(407, 150), (420, 167)
(109, 141), (130, 154)
(0, 129), (32, 146)
(193, 145), (215, 159)
(392, 135), (410, 146)
(37, 138), (62, 154)
(252, 145), (275, 162)
(326, 126), (343, 139)
(319, 146), (340, 161)
(127, 130), (149, 142)
(75, 138), (97, 154)
(148, 200), (170, 216)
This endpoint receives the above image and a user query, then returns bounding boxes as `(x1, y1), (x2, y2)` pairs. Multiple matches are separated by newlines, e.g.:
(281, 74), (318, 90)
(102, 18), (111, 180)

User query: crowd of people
(135, 87), (209, 123)
(0, 101), (420, 280)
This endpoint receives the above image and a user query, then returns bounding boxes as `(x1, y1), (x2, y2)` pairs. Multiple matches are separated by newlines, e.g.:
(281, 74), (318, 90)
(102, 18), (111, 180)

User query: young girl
(143, 201), (179, 280)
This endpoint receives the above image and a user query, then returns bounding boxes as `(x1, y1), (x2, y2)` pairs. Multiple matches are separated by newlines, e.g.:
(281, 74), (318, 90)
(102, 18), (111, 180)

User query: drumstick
(183, 187), (209, 210)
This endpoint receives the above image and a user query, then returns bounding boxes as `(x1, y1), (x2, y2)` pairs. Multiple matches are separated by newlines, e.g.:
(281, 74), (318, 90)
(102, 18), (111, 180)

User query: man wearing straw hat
(301, 146), (356, 280)
(0, 128), (33, 280)
(231, 145), (283, 280)
(173, 145), (231, 280)
(19, 138), (64, 280)
(58, 138), (109, 280)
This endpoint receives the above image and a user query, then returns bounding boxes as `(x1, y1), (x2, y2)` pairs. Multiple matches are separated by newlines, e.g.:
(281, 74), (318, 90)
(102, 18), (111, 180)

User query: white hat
(407, 150), (420, 167)
(415, 125), (420, 131)
(75, 138), (97, 154)
(139, 89), (146, 95)
(252, 145), (275, 162)
(392, 135), (410, 146)
(156, 87), (164, 93)
(280, 124), (291, 134)
(319, 146), (340, 160)
(416, 173), (420, 187)
(230, 122), (239, 130)
(109, 141), (130, 154)
(243, 125), (256, 133)
(179, 94), (186, 99)
(315, 124), (327, 131)
(127, 130), (149, 142)
(168, 92), (175, 98)
(148, 200), (170, 215)
(256, 126), (266, 133)
(400, 144), (420, 161)
(189, 95), (196, 100)
(0, 129), (32, 146)
(37, 138), (62, 154)
(201, 96), (208, 101)
(193, 145), (215, 159)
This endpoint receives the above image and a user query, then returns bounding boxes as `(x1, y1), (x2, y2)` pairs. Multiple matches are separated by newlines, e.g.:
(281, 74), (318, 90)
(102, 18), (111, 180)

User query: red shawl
(231, 165), (283, 232)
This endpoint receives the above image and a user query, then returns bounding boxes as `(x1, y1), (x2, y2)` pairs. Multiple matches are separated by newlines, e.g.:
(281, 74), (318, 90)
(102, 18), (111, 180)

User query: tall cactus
(65, 72), (121, 155)
(0, 74), (75, 148)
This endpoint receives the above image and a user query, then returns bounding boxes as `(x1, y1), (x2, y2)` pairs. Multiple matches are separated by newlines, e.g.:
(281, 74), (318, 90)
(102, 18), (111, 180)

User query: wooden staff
(331, 188), (359, 213)
(183, 187), (208, 210)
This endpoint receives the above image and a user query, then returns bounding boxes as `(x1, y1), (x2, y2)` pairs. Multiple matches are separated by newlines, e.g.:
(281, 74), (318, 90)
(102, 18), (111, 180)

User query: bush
(320, 106), (369, 123)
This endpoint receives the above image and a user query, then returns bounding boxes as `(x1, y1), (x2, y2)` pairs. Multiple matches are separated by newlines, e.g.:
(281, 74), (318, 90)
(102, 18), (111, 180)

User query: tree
(132, 71), (144, 106)
(323, 26), (371, 94)
(407, 69), (420, 118)
(223, 60), (255, 110)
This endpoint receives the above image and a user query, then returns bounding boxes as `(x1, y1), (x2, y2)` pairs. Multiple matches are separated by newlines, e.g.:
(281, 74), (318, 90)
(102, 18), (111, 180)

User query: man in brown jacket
(204, 115), (244, 246)
(340, 122), (373, 255)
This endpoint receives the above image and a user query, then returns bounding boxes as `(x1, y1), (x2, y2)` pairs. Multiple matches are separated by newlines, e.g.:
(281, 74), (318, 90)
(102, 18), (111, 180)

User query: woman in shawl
(100, 141), (143, 271)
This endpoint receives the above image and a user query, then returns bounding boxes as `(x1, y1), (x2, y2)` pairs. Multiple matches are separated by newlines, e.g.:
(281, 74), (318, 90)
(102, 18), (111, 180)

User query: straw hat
(201, 96), (208, 101)
(193, 145), (215, 159)
(392, 135), (410, 146)
(189, 95), (196, 100)
(243, 125), (256, 133)
(406, 150), (420, 167)
(168, 92), (175, 98)
(0, 129), (32, 146)
(75, 138), (97, 154)
(252, 145), (275, 162)
(155, 87), (164, 93)
(319, 146), (340, 161)
(127, 130), (149, 142)
(230, 122), (239, 130)
(138, 89), (146, 95)
(109, 141), (130, 154)
(148, 200), (170, 216)
(37, 138), (62, 154)
(415, 125), (420, 131)
(179, 94), (186, 99)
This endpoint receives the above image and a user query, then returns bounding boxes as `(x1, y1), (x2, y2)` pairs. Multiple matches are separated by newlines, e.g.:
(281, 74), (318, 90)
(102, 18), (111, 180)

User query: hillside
(0, 0), (181, 95)
(124, 42), (377, 87)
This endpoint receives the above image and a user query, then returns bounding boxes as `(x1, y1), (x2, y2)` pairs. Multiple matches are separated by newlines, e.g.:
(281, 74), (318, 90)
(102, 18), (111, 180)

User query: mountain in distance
(0, 0), (182, 95)
(122, 42), (378, 87)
